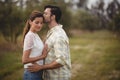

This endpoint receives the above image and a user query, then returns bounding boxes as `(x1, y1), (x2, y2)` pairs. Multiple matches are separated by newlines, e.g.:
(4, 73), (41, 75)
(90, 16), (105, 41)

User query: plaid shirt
(44, 24), (71, 80)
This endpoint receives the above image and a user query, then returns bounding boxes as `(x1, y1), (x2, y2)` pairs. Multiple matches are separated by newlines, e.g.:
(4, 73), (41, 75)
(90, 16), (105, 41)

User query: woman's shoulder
(25, 31), (35, 39)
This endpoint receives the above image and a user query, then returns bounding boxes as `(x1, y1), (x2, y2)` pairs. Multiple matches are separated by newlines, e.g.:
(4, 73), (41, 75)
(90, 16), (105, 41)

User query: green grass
(70, 30), (120, 80)
(0, 50), (23, 80)
(0, 30), (120, 80)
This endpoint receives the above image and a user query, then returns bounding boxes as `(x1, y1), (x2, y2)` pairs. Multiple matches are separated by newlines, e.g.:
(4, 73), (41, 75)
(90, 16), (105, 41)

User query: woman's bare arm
(22, 44), (48, 64)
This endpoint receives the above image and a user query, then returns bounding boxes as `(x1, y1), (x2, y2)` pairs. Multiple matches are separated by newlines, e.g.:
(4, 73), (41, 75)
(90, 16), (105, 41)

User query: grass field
(0, 30), (120, 80)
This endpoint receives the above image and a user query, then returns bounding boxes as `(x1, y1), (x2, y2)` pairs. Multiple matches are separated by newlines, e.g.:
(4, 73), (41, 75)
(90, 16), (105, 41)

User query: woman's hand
(41, 44), (49, 58)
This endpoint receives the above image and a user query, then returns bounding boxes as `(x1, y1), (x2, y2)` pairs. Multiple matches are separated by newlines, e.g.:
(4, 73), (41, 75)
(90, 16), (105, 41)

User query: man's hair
(44, 5), (62, 23)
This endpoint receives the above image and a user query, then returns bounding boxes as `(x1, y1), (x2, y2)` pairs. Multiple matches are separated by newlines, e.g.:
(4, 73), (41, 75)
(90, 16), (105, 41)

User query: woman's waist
(24, 60), (43, 68)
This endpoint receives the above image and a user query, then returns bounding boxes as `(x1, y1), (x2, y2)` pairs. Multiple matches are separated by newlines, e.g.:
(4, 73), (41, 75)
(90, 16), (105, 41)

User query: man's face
(43, 8), (52, 23)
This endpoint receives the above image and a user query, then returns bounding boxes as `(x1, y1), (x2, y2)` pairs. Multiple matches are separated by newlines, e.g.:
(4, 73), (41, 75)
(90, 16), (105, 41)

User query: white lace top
(23, 31), (44, 68)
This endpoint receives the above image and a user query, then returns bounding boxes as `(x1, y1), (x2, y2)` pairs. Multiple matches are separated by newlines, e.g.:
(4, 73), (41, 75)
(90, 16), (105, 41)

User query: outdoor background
(0, 0), (120, 80)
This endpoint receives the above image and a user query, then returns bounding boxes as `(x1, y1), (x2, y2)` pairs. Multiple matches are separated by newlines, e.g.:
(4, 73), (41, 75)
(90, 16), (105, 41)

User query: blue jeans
(23, 69), (43, 80)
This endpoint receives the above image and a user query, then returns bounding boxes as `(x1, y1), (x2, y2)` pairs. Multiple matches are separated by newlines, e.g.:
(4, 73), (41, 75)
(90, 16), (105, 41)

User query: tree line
(0, 0), (120, 44)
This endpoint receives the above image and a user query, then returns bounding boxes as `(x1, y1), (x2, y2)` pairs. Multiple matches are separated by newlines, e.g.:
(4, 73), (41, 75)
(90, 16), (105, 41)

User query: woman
(22, 11), (47, 80)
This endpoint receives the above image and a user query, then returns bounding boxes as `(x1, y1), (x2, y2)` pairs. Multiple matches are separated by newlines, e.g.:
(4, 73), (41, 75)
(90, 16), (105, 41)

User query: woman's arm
(22, 44), (48, 64)
(22, 49), (44, 64)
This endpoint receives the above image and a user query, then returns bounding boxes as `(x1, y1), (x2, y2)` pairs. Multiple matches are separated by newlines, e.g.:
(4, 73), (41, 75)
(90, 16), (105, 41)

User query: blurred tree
(67, 0), (88, 10)
(107, 0), (120, 20)
(0, 0), (23, 43)
(19, 0), (24, 9)
(90, 0), (108, 29)
(0, 0), (72, 43)
(71, 9), (100, 32)
(24, 0), (41, 17)
(77, 0), (88, 8)
(66, 0), (101, 32)
(89, 0), (120, 35)
(107, 0), (120, 35)
(97, 0), (104, 13)
(113, 13), (120, 35)
(95, 0), (107, 29)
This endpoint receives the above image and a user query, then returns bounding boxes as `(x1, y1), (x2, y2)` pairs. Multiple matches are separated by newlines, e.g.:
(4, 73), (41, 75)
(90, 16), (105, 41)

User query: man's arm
(27, 38), (67, 72)
(44, 61), (63, 69)
(27, 61), (63, 72)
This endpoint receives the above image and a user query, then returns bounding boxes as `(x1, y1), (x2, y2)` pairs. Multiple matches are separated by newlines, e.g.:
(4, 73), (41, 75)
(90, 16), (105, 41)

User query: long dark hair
(22, 11), (43, 44)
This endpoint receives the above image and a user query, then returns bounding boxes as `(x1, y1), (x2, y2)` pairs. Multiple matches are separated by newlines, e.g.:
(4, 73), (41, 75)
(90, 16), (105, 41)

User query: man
(28, 5), (71, 80)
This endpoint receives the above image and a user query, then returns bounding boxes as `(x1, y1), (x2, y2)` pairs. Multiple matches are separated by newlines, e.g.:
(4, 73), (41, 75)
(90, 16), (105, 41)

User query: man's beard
(44, 19), (51, 24)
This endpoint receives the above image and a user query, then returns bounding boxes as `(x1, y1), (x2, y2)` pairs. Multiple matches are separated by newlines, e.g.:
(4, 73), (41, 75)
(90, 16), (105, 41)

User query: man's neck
(48, 21), (58, 29)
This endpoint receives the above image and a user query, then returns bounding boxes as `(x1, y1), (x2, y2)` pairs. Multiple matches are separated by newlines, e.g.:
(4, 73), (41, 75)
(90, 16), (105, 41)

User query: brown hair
(22, 10), (43, 43)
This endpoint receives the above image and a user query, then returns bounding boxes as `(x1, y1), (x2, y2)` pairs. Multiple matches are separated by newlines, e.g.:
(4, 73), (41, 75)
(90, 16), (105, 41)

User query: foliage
(0, 0), (24, 43)
(71, 10), (100, 31)
(0, 0), (72, 43)
(114, 13), (120, 34)
(1, 0), (120, 43)
(109, 12), (120, 35)
(90, 0), (120, 35)
(77, 0), (88, 8)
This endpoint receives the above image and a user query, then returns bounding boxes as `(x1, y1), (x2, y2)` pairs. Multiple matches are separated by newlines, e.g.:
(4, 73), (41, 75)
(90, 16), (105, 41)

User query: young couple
(22, 5), (71, 80)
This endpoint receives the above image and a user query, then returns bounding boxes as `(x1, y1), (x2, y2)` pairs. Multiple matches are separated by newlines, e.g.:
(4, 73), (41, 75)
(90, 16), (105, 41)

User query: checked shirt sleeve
(54, 37), (68, 65)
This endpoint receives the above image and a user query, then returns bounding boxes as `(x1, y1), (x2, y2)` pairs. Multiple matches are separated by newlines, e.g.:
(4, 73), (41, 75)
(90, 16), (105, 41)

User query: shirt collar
(49, 24), (62, 32)
(47, 24), (62, 34)
(46, 24), (63, 39)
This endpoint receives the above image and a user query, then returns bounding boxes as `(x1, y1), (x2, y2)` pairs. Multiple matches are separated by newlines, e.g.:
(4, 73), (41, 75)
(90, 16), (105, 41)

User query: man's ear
(51, 15), (55, 20)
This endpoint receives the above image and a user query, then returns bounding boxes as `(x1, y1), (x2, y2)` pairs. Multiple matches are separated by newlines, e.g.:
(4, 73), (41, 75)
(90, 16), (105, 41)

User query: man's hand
(27, 63), (43, 72)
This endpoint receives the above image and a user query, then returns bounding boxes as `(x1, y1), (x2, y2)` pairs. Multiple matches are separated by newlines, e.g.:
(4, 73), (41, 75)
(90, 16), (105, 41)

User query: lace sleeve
(23, 33), (34, 51)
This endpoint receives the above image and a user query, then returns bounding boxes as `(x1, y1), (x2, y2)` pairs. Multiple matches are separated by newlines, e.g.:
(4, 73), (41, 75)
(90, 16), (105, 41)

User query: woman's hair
(22, 10), (43, 43)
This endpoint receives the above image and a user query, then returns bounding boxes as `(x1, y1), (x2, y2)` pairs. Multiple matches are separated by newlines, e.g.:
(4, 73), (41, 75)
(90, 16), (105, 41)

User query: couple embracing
(22, 5), (71, 80)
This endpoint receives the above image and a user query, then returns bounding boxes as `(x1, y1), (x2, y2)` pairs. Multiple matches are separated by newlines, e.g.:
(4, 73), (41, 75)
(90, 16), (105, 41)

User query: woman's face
(29, 17), (43, 32)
